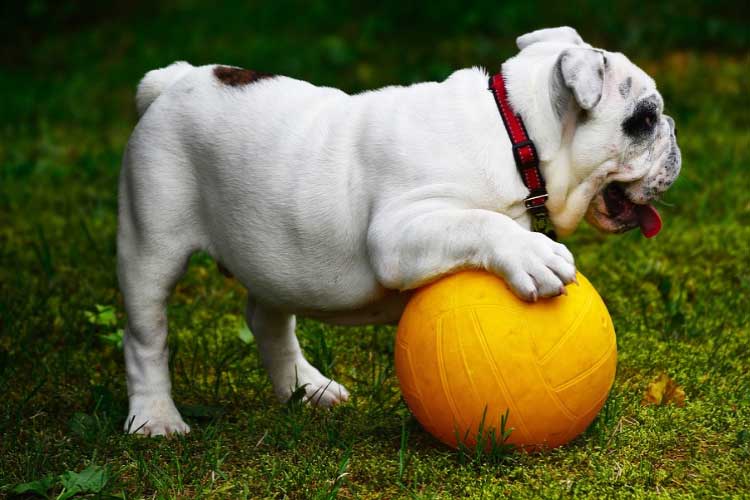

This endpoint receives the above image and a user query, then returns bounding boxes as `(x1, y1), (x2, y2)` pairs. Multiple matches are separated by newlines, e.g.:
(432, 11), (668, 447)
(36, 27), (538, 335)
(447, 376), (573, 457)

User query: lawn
(1, 1), (749, 498)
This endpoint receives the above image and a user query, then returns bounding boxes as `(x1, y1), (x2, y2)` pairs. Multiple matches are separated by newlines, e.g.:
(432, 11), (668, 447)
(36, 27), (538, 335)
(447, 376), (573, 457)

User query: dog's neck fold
(499, 54), (587, 236)
(501, 56), (564, 164)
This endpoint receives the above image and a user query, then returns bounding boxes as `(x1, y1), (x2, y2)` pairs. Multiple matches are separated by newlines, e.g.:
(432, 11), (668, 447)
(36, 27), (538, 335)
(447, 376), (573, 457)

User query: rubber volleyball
(395, 270), (616, 450)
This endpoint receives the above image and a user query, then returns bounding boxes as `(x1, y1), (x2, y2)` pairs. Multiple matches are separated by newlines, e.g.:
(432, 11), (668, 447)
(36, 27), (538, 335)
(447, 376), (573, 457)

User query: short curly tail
(135, 61), (193, 117)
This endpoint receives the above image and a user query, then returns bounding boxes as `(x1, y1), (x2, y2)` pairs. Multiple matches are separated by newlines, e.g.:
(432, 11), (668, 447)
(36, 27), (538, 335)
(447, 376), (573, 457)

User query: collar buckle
(524, 192), (549, 209)
(489, 72), (557, 240)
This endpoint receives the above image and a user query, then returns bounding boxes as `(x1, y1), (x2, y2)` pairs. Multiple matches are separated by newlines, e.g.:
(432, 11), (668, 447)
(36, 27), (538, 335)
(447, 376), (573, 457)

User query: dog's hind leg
(245, 298), (350, 407)
(118, 242), (193, 435)
(117, 158), (195, 435)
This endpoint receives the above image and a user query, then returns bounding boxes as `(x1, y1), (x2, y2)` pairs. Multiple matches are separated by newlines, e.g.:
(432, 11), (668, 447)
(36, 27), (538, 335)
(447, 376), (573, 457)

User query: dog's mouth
(586, 183), (662, 237)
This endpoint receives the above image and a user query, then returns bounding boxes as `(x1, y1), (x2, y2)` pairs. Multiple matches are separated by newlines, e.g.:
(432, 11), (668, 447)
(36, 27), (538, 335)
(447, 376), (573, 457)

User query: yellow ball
(395, 270), (616, 450)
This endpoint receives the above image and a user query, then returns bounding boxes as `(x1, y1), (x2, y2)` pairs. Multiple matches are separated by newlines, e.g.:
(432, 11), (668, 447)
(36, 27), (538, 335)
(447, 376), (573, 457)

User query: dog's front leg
(368, 206), (576, 301)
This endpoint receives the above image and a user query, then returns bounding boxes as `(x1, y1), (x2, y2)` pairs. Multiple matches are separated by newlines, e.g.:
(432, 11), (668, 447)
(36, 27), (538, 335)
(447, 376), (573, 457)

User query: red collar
(488, 73), (556, 240)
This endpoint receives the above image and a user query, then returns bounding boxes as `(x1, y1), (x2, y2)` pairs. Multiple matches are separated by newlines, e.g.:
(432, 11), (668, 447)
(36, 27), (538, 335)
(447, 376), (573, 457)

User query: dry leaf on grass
(642, 373), (686, 407)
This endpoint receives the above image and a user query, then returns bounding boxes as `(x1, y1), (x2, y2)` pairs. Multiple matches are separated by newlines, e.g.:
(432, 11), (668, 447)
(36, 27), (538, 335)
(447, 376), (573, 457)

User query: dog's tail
(135, 61), (193, 117)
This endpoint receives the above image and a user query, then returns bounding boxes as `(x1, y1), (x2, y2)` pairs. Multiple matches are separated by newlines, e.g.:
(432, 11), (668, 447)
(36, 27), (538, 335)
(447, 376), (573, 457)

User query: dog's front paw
(496, 232), (577, 301)
(125, 396), (190, 436)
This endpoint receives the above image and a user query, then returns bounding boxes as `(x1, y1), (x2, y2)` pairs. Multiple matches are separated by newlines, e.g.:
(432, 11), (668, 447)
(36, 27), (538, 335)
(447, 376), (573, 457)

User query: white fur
(118, 27), (679, 435)
(135, 61), (193, 117)
(516, 26), (587, 50)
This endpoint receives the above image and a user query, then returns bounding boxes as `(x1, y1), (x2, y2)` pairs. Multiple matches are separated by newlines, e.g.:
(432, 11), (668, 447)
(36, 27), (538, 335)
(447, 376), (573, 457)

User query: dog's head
(505, 27), (681, 237)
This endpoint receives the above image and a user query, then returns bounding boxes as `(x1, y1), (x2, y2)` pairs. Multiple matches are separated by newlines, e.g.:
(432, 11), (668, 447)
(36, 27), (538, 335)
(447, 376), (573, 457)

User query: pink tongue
(635, 204), (662, 238)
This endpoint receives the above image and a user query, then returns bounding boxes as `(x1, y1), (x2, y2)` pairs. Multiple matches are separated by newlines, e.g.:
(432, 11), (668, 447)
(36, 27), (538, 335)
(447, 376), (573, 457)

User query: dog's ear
(516, 26), (584, 50)
(554, 47), (606, 111)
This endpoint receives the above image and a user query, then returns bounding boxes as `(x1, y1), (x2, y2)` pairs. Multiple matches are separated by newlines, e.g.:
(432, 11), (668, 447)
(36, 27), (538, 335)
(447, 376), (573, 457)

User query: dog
(118, 27), (681, 435)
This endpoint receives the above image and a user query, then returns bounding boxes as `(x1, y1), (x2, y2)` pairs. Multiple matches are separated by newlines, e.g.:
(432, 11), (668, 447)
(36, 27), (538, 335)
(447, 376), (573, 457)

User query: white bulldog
(118, 27), (681, 435)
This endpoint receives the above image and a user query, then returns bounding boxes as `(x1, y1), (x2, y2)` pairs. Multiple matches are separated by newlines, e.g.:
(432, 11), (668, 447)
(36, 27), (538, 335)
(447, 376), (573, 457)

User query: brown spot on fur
(214, 65), (274, 86)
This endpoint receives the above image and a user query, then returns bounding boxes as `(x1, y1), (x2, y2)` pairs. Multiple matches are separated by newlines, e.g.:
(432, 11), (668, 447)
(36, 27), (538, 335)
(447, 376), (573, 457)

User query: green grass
(1, 1), (749, 498)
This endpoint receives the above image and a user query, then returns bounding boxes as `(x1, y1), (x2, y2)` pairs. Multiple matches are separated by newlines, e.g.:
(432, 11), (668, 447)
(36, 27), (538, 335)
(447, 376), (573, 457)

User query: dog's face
(512, 28), (681, 237)
(567, 51), (681, 236)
